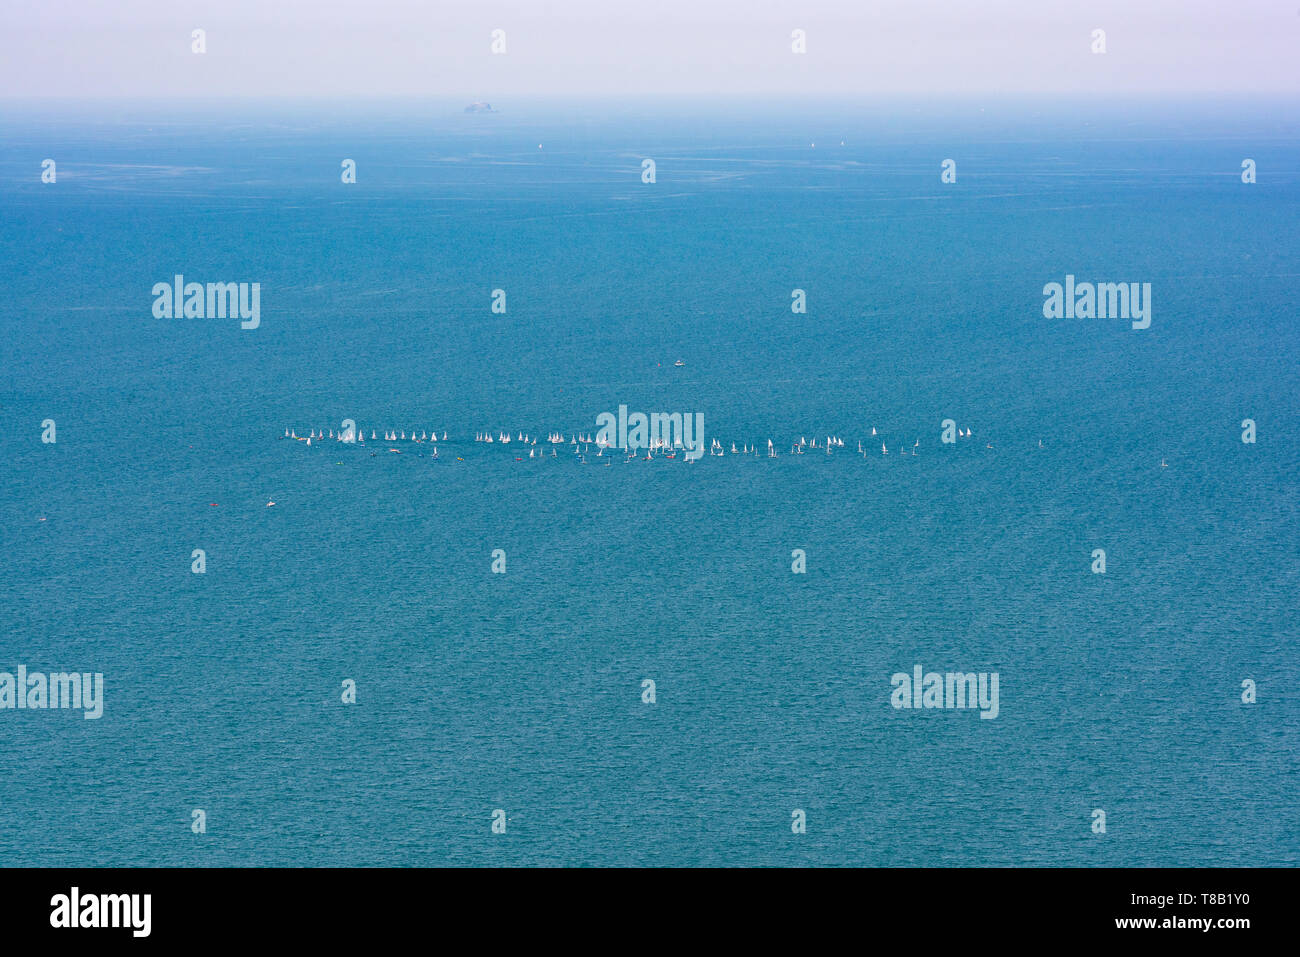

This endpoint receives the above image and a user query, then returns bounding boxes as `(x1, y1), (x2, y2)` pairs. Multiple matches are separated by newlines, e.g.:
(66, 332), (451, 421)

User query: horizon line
(4, 92), (1300, 106)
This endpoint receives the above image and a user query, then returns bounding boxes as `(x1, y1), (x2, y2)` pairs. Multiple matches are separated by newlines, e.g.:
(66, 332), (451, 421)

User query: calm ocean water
(0, 99), (1297, 866)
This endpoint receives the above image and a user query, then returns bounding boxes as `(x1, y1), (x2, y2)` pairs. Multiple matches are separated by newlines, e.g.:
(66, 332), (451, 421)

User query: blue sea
(1, 98), (1297, 866)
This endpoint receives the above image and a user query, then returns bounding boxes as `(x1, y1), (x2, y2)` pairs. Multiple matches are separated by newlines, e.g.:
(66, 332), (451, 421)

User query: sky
(2, 0), (1297, 99)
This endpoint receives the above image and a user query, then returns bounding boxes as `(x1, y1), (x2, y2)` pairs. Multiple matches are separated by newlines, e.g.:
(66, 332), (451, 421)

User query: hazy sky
(3, 0), (1297, 98)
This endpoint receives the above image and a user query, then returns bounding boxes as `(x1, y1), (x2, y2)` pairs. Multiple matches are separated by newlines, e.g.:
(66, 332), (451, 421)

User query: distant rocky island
(464, 102), (497, 113)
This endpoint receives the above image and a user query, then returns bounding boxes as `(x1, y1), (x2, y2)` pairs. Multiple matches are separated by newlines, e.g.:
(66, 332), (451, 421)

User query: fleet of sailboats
(274, 421), (1032, 464)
